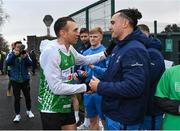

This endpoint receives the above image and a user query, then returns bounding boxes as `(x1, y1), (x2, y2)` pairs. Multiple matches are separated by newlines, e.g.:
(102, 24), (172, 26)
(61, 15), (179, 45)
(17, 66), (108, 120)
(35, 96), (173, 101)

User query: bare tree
(0, 34), (9, 52)
(0, 0), (9, 52)
(0, 0), (9, 27)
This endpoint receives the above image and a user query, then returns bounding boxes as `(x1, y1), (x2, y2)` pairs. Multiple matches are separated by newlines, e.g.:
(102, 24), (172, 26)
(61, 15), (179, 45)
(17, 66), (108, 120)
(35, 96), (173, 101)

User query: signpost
(43, 15), (53, 36)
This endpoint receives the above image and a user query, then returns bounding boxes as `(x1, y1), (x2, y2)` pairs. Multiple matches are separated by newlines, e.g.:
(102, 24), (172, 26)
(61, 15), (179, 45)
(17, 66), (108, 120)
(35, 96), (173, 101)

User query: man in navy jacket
(89, 8), (151, 130)
(6, 41), (34, 123)
(138, 24), (165, 130)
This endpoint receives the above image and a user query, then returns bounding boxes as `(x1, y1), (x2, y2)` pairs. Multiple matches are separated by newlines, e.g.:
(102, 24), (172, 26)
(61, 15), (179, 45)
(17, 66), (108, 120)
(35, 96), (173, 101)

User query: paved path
(0, 73), (42, 130)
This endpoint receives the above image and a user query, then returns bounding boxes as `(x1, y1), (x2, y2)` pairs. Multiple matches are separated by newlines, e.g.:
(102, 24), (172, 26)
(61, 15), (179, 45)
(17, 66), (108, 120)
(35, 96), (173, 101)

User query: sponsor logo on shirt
(131, 62), (143, 67)
(175, 82), (180, 92)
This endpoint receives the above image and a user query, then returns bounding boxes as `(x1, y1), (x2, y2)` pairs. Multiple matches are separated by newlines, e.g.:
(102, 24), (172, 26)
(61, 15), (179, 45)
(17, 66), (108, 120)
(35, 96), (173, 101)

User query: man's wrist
(85, 82), (91, 92)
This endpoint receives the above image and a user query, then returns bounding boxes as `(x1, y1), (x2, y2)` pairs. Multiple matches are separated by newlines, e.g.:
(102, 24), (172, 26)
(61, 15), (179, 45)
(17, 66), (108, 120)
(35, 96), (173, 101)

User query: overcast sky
(1, 0), (98, 44)
(116, 0), (180, 31)
(1, 0), (180, 45)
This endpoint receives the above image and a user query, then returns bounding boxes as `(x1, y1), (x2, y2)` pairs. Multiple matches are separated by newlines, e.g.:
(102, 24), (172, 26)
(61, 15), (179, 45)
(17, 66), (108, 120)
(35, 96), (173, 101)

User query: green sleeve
(155, 70), (170, 98)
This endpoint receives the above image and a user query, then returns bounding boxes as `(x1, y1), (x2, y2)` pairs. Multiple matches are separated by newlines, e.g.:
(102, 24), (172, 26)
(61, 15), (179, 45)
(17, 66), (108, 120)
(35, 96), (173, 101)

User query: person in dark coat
(89, 8), (151, 130)
(29, 50), (37, 75)
(6, 41), (34, 123)
(0, 50), (5, 75)
(138, 24), (165, 130)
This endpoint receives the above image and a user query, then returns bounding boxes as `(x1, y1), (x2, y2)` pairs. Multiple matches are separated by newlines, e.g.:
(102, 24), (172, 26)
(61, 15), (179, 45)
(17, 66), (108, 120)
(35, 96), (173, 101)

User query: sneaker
(13, 114), (21, 123)
(75, 117), (79, 124)
(77, 124), (89, 130)
(20, 94), (23, 99)
(99, 125), (104, 130)
(26, 110), (34, 118)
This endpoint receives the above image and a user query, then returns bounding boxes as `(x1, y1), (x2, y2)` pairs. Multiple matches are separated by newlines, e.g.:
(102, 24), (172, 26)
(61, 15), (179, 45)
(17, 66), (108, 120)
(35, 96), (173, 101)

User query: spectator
(29, 50), (37, 75)
(79, 27), (108, 130)
(138, 24), (165, 130)
(154, 65), (180, 130)
(6, 41), (34, 123)
(0, 50), (5, 75)
(6, 42), (15, 96)
(77, 28), (91, 54)
(73, 28), (91, 126)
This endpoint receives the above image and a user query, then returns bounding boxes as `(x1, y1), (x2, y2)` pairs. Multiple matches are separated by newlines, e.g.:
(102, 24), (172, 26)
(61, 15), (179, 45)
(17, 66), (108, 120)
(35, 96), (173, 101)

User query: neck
(91, 43), (100, 49)
(58, 38), (70, 51)
(118, 28), (133, 40)
(84, 42), (89, 47)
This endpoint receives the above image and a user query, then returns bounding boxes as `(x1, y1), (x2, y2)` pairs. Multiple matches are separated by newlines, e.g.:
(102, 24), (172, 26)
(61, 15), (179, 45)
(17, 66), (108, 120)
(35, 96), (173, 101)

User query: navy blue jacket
(6, 52), (32, 82)
(97, 28), (151, 125)
(77, 42), (91, 54)
(145, 36), (165, 116)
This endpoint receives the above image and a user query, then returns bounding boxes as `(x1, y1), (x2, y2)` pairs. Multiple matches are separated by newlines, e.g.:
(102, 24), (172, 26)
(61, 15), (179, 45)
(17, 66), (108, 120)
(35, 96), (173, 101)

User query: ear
(100, 35), (103, 41)
(123, 19), (129, 28)
(59, 30), (66, 37)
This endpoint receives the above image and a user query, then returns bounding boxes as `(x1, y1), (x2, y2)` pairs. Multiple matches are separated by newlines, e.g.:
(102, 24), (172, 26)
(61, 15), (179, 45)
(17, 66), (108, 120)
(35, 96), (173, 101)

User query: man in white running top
(38, 17), (116, 130)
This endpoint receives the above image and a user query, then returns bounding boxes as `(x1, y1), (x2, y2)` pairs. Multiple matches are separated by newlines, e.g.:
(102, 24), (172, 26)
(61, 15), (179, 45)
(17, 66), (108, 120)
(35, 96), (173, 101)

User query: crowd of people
(1, 8), (180, 130)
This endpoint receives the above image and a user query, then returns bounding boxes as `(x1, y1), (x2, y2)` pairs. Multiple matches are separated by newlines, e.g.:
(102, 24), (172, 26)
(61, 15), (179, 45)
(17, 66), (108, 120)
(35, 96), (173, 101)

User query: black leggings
(11, 80), (31, 114)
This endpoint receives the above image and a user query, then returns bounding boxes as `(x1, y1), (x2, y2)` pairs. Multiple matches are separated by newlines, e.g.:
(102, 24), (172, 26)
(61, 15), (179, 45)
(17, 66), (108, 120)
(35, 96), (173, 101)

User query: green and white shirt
(155, 65), (180, 130)
(38, 39), (105, 113)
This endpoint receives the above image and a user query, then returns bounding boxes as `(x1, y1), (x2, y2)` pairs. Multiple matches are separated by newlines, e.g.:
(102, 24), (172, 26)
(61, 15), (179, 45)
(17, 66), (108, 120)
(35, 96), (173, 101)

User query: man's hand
(82, 71), (88, 77)
(89, 76), (100, 92)
(88, 64), (94, 69)
(86, 90), (94, 94)
(77, 70), (88, 78)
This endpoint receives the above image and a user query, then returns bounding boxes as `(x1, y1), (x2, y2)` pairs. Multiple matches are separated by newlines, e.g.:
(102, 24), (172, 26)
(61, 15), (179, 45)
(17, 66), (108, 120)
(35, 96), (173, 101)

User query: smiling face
(89, 27), (103, 48)
(89, 32), (102, 47)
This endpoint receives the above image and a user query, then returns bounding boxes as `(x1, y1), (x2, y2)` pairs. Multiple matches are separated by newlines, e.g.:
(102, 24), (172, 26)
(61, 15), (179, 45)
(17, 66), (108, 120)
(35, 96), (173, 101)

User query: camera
(19, 44), (26, 55)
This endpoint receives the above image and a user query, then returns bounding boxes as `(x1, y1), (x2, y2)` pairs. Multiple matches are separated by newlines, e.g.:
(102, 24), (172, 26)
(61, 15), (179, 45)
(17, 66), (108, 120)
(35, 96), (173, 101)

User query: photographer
(6, 41), (34, 123)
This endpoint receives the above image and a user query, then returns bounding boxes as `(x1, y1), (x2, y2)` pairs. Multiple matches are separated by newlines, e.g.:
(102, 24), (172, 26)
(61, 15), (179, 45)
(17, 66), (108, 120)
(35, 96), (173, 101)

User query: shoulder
(100, 44), (106, 50)
(83, 48), (91, 55)
(129, 40), (146, 50)
(40, 44), (59, 62)
(124, 41), (148, 55)
(148, 48), (163, 58)
(166, 65), (180, 74)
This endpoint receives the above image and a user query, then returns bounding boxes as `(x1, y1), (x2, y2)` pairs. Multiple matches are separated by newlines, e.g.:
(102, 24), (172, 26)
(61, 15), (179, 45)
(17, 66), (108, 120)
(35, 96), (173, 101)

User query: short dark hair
(138, 24), (150, 33)
(80, 28), (89, 34)
(116, 8), (142, 28)
(14, 41), (22, 46)
(54, 17), (75, 37)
